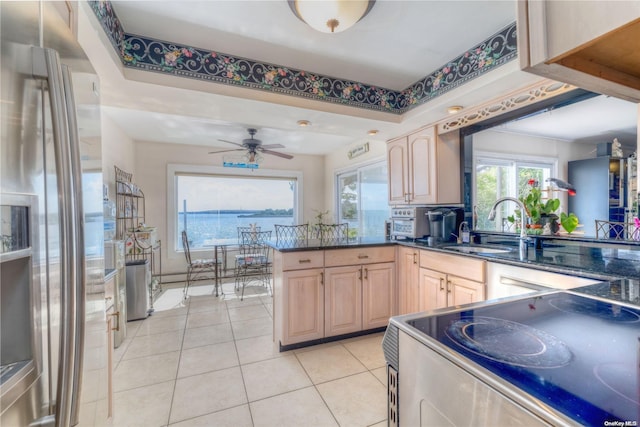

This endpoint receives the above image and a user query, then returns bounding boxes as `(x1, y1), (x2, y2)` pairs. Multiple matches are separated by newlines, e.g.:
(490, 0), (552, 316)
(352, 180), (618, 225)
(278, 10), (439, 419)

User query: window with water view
(176, 174), (297, 250)
(336, 161), (388, 238)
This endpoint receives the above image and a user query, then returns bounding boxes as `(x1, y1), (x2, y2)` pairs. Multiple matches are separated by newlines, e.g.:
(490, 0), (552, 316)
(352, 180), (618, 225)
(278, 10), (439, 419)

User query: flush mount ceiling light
(367, 129), (378, 136)
(288, 0), (376, 33)
(447, 105), (463, 114)
(297, 119), (311, 127)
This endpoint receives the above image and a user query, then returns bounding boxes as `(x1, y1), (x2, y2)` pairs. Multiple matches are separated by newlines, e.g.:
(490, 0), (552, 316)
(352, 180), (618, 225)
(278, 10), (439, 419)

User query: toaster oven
(390, 206), (430, 239)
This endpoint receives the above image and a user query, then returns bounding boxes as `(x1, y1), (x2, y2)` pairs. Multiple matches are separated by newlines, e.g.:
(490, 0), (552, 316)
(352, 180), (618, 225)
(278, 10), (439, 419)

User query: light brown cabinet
(419, 267), (484, 310)
(419, 250), (486, 310)
(362, 262), (396, 330)
(273, 246), (395, 347)
(273, 250), (325, 346)
(387, 126), (460, 206)
(518, 1), (640, 102)
(325, 265), (362, 336)
(397, 246), (420, 315)
(324, 247), (396, 338)
(324, 261), (396, 336)
(282, 268), (325, 345)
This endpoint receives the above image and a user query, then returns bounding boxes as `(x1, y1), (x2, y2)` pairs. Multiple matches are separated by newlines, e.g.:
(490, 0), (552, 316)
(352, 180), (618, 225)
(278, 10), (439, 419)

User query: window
(474, 153), (556, 231)
(336, 160), (388, 237)
(168, 164), (302, 251)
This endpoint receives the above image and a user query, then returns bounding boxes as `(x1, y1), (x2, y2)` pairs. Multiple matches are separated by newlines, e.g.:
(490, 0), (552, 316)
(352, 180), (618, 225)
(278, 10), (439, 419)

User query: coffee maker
(425, 207), (464, 243)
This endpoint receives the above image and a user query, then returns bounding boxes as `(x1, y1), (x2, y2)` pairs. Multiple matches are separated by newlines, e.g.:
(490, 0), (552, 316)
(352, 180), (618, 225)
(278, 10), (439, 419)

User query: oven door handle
(499, 276), (550, 292)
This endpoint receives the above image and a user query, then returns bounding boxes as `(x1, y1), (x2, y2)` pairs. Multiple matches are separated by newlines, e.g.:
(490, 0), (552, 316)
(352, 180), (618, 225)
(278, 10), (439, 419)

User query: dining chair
(317, 223), (349, 240)
(274, 224), (309, 243)
(236, 230), (272, 300)
(181, 230), (221, 298)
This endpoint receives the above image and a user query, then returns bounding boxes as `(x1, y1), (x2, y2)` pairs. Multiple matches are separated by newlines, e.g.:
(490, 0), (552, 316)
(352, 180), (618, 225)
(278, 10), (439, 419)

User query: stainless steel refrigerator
(568, 156), (630, 238)
(1, 2), (108, 426)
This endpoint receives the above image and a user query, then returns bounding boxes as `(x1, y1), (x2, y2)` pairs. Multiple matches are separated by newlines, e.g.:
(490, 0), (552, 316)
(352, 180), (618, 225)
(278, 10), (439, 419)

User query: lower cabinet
(325, 265), (362, 336)
(274, 246), (396, 347)
(324, 262), (396, 337)
(419, 267), (485, 310)
(397, 246), (420, 315)
(419, 250), (486, 310)
(282, 268), (325, 344)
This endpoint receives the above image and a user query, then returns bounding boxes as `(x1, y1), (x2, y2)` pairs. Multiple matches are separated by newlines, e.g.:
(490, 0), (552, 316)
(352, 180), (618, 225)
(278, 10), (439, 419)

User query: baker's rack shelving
(114, 166), (162, 301)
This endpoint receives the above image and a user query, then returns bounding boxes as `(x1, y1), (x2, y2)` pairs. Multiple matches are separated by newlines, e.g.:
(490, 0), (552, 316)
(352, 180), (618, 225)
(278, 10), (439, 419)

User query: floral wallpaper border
(89, 0), (517, 114)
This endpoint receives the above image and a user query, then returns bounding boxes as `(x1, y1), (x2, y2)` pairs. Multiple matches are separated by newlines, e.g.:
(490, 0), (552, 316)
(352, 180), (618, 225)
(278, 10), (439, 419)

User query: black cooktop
(408, 292), (640, 426)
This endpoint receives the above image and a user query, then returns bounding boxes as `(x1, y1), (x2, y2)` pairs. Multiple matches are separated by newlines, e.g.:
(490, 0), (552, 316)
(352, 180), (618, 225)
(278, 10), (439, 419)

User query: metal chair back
(274, 224), (309, 242)
(317, 223), (349, 240)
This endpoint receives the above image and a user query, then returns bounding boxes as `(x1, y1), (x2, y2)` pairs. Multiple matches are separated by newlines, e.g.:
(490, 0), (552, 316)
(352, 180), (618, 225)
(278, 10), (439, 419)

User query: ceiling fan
(208, 128), (294, 161)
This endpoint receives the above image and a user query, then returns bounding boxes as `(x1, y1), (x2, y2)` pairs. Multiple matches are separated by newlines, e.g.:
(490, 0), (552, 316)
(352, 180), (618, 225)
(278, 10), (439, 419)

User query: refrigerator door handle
(32, 46), (83, 427)
(61, 64), (86, 427)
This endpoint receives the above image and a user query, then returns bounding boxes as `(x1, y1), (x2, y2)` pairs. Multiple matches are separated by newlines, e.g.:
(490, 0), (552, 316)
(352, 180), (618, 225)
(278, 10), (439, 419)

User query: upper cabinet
(387, 126), (461, 206)
(518, 1), (640, 102)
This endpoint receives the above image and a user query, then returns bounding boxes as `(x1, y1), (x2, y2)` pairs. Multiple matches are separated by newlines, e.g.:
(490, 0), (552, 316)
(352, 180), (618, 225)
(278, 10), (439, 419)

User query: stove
(401, 292), (640, 425)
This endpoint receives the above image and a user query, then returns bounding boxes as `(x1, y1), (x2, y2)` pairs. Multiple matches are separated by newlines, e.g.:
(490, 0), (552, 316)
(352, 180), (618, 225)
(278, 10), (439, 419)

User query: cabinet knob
(320, 272), (324, 285)
(447, 280), (452, 293)
(439, 278), (444, 291)
(413, 253), (417, 264)
(364, 268), (368, 279)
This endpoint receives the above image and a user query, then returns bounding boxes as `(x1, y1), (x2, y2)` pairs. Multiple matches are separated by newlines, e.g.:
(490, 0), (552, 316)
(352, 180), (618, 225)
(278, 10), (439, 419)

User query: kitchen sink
(442, 245), (513, 254)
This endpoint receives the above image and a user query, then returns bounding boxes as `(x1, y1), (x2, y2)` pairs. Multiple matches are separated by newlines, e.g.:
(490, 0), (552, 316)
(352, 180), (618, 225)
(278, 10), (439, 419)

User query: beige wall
(102, 113), (136, 199)
(129, 140), (324, 274)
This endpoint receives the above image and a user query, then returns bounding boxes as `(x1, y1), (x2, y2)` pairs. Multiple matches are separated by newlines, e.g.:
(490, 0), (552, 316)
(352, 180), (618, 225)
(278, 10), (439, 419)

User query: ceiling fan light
(291, 0), (375, 33)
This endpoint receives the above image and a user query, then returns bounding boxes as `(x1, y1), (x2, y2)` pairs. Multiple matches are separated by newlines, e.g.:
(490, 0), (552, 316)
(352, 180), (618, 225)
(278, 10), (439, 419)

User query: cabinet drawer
(281, 251), (324, 271)
(420, 250), (485, 283)
(325, 246), (395, 267)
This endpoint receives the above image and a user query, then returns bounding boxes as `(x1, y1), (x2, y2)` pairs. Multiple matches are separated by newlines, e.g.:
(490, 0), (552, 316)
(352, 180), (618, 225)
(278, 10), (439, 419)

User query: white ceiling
(95, 1), (637, 157)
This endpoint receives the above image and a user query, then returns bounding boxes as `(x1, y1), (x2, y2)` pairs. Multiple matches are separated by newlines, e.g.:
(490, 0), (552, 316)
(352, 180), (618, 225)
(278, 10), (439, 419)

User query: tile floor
(113, 280), (389, 427)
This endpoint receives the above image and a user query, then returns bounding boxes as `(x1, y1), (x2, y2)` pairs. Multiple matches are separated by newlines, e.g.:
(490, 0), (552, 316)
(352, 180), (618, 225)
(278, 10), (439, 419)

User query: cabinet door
(408, 127), (436, 205)
(362, 262), (396, 330)
(325, 265), (362, 336)
(397, 247), (419, 315)
(419, 268), (447, 311)
(447, 275), (485, 307)
(387, 137), (408, 205)
(282, 268), (324, 345)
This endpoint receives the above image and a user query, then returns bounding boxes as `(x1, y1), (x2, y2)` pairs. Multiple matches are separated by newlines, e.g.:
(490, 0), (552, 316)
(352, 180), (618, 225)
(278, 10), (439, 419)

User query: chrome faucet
(488, 197), (529, 258)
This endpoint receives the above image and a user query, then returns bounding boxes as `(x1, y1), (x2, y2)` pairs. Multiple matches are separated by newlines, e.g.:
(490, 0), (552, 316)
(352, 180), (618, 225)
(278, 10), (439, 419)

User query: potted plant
(508, 179), (578, 235)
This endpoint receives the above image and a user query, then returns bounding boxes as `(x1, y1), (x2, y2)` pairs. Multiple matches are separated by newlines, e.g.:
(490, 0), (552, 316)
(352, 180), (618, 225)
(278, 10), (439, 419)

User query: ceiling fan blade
(260, 148), (294, 159)
(218, 139), (245, 148)
(259, 144), (285, 149)
(208, 148), (244, 154)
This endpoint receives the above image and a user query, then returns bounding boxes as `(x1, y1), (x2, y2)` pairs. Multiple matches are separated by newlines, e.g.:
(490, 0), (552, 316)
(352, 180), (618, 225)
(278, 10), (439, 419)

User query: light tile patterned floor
(112, 280), (388, 427)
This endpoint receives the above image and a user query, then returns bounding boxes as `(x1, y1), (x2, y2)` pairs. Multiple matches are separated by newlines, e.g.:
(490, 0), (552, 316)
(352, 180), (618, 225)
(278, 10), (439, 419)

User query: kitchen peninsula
(270, 235), (640, 351)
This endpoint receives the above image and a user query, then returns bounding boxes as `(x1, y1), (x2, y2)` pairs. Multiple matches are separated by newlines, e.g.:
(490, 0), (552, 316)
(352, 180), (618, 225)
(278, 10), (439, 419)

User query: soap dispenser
(459, 221), (470, 244)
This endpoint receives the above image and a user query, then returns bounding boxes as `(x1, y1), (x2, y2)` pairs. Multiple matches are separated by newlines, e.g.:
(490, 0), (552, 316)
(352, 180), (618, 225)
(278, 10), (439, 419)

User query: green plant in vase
(508, 179), (577, 235)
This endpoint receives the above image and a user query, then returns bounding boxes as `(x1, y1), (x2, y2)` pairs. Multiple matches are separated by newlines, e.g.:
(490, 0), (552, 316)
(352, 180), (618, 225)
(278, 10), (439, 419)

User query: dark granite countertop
(269, 233), (640, 293)
(268, 237), (394, 252)
(400, 235), (640, 282)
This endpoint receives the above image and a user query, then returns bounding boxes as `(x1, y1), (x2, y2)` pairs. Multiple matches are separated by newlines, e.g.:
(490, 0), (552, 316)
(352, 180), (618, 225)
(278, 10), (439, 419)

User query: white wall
(323, 138), (387, 220)
(130, 140), (324, 275)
